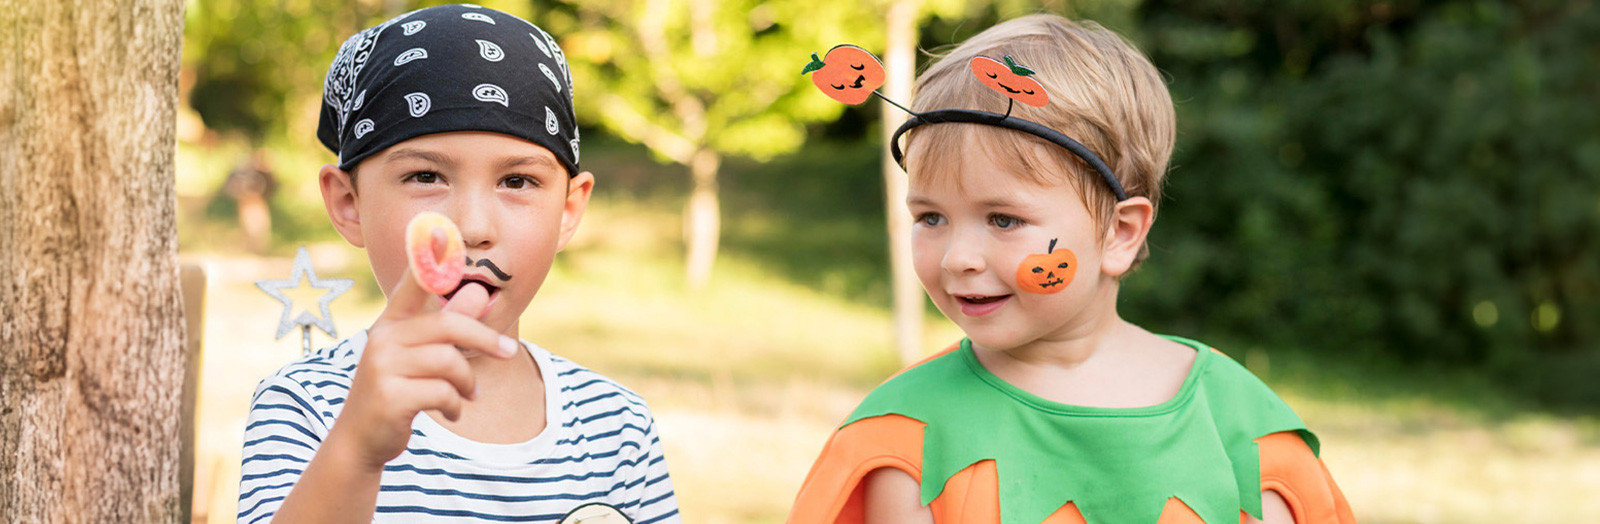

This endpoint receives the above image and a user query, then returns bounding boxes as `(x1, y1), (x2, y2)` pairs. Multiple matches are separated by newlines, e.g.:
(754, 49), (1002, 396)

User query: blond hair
(904, 14), (1175, 266)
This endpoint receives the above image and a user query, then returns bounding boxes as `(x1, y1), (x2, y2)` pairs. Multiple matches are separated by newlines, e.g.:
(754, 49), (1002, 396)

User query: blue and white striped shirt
(237, 331), (680, 523)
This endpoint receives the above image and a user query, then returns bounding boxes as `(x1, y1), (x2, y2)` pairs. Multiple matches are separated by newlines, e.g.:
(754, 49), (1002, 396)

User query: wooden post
(883, 0), (924, 364)
(0, 0), (188, 521)
(179, 264), (208, 523)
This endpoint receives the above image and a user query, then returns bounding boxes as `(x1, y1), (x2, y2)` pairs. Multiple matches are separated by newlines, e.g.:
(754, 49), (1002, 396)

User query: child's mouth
(442, 277), (500, 310)
(955, 294), (1011, 317)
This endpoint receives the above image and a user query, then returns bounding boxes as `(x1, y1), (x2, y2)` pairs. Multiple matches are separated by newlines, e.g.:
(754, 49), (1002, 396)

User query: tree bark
(0, 0), (188, 521)
(883, 0), (924, 364)
(684, 148), (722, 290)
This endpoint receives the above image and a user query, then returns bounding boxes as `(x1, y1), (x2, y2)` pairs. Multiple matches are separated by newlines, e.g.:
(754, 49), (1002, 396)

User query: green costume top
(841, 336), (1316, 524)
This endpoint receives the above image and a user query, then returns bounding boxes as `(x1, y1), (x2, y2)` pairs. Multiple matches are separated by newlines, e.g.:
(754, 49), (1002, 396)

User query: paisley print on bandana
(317, 5), (581, 177)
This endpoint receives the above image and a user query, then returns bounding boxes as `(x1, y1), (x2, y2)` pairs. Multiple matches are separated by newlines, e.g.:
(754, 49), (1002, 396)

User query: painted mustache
(463, 256), (513, 282)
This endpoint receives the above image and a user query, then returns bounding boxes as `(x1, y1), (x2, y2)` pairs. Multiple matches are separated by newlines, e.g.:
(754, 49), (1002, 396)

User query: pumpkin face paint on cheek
(1016, 238), (1076, 294)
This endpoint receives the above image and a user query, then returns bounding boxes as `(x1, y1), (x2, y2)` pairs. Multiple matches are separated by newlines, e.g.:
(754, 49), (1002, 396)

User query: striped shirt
(237, 330), (680, 523)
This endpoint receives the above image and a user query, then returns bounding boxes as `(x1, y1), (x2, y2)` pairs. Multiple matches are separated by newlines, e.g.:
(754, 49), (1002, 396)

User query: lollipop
(404, 211), (466, 295)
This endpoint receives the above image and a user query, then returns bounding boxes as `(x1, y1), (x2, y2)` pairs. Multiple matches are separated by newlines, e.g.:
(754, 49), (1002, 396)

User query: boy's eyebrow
(498, 154), (559, 173)
(382, 149), (558, 174)
(384, 148), (454, 165)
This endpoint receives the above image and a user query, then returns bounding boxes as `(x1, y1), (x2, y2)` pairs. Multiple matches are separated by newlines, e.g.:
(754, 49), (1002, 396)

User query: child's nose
(940, 230), (987, 274)
(450, 193), (496, 249)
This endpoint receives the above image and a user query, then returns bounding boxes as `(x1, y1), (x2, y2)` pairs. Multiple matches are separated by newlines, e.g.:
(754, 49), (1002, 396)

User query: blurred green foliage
(184, 0), (372, 142)
(1127, 0), (1600, 404)
(541, 0), (871, 162)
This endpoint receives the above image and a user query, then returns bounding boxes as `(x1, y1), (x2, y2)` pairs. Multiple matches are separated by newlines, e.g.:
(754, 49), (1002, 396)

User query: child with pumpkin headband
(788, 14), (1354, 524)
(236, 6), (679, 523)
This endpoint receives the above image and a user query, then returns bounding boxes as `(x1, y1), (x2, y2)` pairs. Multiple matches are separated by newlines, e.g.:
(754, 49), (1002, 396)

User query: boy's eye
(915, 212), (946, 227)
(989, 214), (1024, 229)
(502, 175), (537, 189)
(405, 171), (442, 184)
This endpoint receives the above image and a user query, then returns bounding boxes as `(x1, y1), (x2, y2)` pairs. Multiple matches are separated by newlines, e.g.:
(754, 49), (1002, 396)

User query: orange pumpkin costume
(788, 338), (1356, 524)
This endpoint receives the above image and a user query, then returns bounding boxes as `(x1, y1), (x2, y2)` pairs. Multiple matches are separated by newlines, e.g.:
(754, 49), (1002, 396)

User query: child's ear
(1100, 196), (1155, 277)
(555, 170), (595, 252)
(319, 164), (365, 248)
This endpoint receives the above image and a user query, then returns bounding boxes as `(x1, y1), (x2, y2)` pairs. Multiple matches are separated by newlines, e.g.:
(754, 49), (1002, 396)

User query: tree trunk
(0, 0), (188, 521)
(684, 148), (722, 289)
(883, 0), (924, 364)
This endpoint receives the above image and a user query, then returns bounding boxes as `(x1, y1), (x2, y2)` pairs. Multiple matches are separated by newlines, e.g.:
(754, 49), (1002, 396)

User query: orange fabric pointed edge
(1255, 431), (1358, 524)
(786, 345), (1356, 524)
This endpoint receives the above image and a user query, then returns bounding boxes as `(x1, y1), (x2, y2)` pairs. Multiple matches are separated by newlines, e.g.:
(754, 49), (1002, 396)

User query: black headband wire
(889, 106), (1130, 202)
(802, 46), (1130, 202)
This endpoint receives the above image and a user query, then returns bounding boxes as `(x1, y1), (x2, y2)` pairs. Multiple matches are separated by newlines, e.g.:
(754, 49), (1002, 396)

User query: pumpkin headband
(802, 45), (1129, 201)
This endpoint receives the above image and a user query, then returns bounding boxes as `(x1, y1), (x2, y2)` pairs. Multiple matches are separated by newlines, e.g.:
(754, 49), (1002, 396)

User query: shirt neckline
(959, 335), (1211, 417)
(407, 338), (569, 467)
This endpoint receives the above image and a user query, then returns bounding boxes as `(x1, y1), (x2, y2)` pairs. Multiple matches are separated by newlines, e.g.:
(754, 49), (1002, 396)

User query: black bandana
(317, 4), (580, 177)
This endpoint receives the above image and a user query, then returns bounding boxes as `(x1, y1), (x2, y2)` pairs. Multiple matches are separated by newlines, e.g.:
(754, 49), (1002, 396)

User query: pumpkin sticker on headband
(971, 55), (1049, 108)
(802, 44), (886, 105)
(1016, 238), (1075, 294)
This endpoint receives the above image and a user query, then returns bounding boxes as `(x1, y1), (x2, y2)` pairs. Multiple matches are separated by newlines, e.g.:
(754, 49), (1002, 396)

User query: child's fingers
(379, 265), (437, 322)
(442, 280), (491, 320)
(374, 311), (519, 360)
(394, 343), (477, 400)
(403, 378), (466, 423)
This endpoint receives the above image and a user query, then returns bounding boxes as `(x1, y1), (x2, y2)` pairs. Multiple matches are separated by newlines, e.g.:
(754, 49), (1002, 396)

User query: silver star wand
(255, 246), (354, 354)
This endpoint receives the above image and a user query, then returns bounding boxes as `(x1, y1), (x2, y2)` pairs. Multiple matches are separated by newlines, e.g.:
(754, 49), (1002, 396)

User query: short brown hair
(904, 14), (1175, 266)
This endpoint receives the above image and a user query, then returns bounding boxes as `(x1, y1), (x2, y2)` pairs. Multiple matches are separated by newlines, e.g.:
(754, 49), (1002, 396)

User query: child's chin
(481, 294), (532, 333)
(959, 327), (1029, 352)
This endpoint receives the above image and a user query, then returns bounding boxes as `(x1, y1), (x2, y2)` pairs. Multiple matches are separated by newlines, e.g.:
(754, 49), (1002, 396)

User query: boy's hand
(332, 266), (519, 471)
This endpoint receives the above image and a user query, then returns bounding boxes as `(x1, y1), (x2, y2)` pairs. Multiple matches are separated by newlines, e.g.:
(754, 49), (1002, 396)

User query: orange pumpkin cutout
(970, 55), (1050, 107)
(1016, 238), (1075, 294)
(802, 44), (886, 105)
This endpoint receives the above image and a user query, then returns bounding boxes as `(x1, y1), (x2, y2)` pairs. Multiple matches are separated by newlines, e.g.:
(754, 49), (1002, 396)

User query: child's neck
(425, 319), (549, 444)
(999, 312), (1132, 370)
(972, 289), (1196, 409)
(996, 282), (1129, 368)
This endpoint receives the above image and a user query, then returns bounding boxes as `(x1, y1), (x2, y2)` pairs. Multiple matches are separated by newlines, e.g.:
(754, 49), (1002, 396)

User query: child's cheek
(1014, 237), (1076, 295)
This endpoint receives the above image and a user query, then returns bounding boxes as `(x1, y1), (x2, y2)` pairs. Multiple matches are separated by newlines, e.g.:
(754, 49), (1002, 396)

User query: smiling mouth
(956, 294), (1010, 305)
(1038, 279), (1063, 288)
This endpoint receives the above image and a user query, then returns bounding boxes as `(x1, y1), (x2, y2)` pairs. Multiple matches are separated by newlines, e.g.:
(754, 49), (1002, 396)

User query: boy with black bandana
(237, 6), (680, 523)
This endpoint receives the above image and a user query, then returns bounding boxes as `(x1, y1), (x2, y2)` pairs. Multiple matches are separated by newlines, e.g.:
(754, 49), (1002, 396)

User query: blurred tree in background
(186, 0), (374, 143)
(536, 0), (882, 288)
(1130, 0), (1600, 403)
(184, 0), (382, 252)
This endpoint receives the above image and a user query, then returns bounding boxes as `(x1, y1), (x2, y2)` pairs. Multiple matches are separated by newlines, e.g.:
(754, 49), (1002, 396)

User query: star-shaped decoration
(255, 246), (354, 342)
